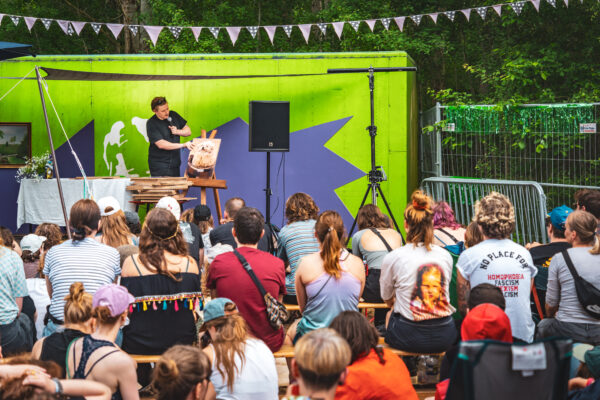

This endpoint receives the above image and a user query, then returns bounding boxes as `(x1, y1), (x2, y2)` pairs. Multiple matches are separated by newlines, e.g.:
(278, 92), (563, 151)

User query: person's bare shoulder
(120, 255), (137, 277)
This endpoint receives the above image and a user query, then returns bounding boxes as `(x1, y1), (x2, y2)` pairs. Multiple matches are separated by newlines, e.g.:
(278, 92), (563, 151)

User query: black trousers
(149, 166), (180, 177)
(386, 313), (457, 353)
(362, 269), (388, 327)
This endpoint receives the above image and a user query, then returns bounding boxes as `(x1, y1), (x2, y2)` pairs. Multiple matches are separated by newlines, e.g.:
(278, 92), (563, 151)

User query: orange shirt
(335, 348), (418, 400)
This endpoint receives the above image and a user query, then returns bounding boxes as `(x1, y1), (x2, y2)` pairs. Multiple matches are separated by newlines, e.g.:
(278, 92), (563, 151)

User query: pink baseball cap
(92, 284), (135, 317)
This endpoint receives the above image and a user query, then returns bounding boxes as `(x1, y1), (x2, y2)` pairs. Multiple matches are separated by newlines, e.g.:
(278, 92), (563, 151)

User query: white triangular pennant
(24, 17), (37, 31)
(209, 27), (220, 38)
(128, 25), (139, 36)
(91, 23), (102, 34)
(444, 11), (456, 22)
(10, 15), (20, 26)
(317, 23), (327, 35)
(429, 13), (438, 23)
(191, 27), (202, 41)
(263, 26), (277, 44)
(365, 19), (376, 31)
(410, 15), (422, 25)
(380, 18), (391, 30)
(461, 9), (471, 21)
(168, 26), (183, 39)
(246, 26), (259, 38)
(332, 22), (344, 39)
(493, 5), (503, 16)
(71, 21), (86, 35)
(226, 26), (241, 45)
(531, 0), (541, 11)
(57, 20), (70, 34)
(41, 18), (53, 30)
(547, 0), (557, 7)
(563, 0), (568, 6)
(106, 23), (124, 39)
(394, 17), (405, 31)
(0, 14), (4, 26)
(283, 25), (293, 37)
(349, 21), (360, 31)
(298, 24), (311, 43)
(144, 25), (163, 45)
(511, 1), (525, 15)
(476, 7), (487, 20)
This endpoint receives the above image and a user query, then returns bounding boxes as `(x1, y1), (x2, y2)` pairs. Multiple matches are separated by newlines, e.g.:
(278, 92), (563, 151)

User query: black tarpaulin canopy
(0, 41), (35, 61)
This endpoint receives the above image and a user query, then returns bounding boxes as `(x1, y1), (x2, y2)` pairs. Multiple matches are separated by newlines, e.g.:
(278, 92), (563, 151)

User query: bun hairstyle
(152, 345), (212, 400)
(285, 192), (320, 224)
(69, 199), (101, 241)
(566, 210), (600, 255)
(315, 211), (346, 279)
(404, 190), (434, 250)
(474, 192), (515, 240)
(63, 282), (93, 325)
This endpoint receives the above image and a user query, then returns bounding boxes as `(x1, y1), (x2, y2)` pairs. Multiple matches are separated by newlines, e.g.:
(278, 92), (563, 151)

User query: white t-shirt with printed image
(456, 238), (537, 343)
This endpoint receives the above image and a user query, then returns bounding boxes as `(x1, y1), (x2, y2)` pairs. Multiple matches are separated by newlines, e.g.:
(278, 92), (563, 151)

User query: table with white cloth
(16, 178), (134, 229)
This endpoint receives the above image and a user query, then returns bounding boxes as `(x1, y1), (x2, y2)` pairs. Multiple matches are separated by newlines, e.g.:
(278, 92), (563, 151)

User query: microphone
(167, 116), (174, 126)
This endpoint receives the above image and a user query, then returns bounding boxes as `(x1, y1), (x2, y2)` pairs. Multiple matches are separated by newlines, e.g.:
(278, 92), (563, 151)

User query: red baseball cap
(461, 303), (513, 343)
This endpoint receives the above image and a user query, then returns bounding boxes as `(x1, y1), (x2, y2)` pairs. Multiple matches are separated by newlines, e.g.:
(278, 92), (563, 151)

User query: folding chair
(446, 338), (572, 400)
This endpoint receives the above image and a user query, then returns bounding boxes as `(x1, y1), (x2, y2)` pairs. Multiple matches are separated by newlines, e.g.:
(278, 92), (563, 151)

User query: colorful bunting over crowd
(0, 0), (574, 47)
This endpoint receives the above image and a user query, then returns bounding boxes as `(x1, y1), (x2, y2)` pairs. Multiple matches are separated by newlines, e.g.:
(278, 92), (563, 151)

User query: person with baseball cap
(96, 196), (138, 248)
(66, 284), (138, 400)
(568, 344), (600, 399)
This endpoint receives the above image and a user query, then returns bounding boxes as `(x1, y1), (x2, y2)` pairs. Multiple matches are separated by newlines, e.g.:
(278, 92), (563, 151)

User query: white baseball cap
(156, 196), (181, 220)
(20, 234), (47, 253)
(97, 196), (122, 217)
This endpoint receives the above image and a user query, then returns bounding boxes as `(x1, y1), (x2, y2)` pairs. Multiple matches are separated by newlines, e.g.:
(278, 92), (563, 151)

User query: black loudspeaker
(249, 101), (290, 152)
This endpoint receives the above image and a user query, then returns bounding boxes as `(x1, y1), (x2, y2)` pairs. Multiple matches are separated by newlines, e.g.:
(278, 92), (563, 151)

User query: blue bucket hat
(549, 205), (573, 231)
(201, 298), (236, 329)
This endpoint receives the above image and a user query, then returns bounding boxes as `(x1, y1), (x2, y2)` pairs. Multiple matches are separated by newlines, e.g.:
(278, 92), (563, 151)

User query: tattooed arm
(457, 270), (471, 317)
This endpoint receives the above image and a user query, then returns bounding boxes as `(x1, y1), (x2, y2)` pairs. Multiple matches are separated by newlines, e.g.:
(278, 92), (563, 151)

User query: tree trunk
(119, 0), (139, 53)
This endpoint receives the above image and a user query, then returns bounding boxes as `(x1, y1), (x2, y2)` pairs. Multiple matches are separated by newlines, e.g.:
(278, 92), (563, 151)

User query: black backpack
(562, 250), (600, 319)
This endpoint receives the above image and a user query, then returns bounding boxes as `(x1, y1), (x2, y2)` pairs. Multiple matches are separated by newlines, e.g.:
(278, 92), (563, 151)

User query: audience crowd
(0, 187), (599, 400)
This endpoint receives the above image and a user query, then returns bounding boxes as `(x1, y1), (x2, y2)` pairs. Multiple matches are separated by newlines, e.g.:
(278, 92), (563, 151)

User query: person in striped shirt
(43, 199), (120, 337)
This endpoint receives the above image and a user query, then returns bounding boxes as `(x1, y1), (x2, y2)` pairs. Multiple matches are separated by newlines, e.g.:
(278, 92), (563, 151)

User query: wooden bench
(284, 302), (389, 312)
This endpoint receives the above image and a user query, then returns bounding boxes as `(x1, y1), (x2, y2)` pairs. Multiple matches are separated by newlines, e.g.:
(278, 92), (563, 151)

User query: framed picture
(0, 123), (31, 168)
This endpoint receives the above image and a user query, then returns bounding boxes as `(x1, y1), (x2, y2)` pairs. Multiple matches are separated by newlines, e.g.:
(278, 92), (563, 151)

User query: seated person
(575, 189), (600, 228)
(20, 234), (51, 340)
(537, 210), (600, 344)
(32, 282), (94, 378)
(568, 345), (600, 399)
(201, 298), (278, 400)
(121, 207), (201, 356)
(381, 190), (456, 353)
(96, 196), (138, 248)
(0, 226), (22, 256)
(432, 201), (466, 247)
(284, 328), (351, 400)
(286, 211), (365, 344)
(464, 221), (484, 249)
(329, 311), (418, 400)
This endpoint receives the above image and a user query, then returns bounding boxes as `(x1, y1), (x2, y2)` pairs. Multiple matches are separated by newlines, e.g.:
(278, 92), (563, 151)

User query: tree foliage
(1, 0), (599, 107)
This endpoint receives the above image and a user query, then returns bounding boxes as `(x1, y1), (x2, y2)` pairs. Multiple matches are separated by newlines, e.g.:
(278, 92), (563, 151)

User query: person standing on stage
(147, 96), (194, 177)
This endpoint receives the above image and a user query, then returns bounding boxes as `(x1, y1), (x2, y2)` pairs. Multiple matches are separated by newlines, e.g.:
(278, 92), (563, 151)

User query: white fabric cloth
(456, 238), (537, 343)
(17, 178), (134, 228)
(546, 247), (600, 324)
(26, 278), (50, 340)
(209, 338), (278, 400)
(380, 243), (455, 321)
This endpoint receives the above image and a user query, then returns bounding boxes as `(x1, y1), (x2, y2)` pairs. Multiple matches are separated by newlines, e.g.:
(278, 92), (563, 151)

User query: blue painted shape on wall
(54, 120), (95, 178)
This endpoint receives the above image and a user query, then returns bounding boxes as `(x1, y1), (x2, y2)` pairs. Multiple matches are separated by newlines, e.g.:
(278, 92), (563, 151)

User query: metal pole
(367, 67), (377, 204)
(265, 151), (271, 227)
(35, 66), (71, 239)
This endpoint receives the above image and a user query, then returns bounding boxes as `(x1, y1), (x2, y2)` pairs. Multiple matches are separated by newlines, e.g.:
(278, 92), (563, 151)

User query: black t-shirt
(180, 221), (203, 266)
(40, 328), (86, 378)
(529, 241), (571, 268)
(146, 110), (187, 172)
(209, 221), (276, 253)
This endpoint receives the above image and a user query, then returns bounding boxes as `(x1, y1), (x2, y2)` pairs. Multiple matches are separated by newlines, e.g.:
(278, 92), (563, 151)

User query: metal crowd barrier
(422, 177), (548, 245)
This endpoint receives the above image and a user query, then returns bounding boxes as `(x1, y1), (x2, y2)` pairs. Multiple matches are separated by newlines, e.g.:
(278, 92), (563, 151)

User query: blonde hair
(63, 282), (93, 325)
(152, 345), (211, 400)
(567, 210), (600, 255)
(315, 211), (346, 279)
(404, 190), (434, 250)
(294, 328), (351, 391)
(203, 302), (247, 391)
(100, 210), (133, 248)
(474, 192), (515, 239)
(180, 209), (194, 223)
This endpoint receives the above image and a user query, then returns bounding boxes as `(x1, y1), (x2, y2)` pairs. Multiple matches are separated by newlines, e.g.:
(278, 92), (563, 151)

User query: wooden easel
(184, 129), (227, 223)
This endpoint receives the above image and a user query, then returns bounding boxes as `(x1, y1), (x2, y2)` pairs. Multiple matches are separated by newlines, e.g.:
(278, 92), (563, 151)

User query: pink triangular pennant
(225, 26), (241, 45)
(71, 21), (86, 35)
(106, 23), (124, 39)
(263, 26), (277, 44)
(493, 5), (503, 16)
(191, 27), (202, 41)
(24, 17), (37, 31)
(394, 17), (405, 32)
(56, 20), (70, 34)
(332, 22), (344, 39)
(429, 13), (438, 23)
(531, 0), (541, 11)
(298, 24), (311, 43)
(365, 19), (376, 31)
(461, 9), (471, 21)
(144, 25), (163, 46)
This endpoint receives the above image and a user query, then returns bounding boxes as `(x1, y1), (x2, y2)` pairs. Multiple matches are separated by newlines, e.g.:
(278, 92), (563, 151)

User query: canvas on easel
(186, 137), (221, 179)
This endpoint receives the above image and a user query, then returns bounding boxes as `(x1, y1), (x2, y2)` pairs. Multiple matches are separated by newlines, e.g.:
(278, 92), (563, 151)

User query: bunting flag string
(0, 0), (572, 47)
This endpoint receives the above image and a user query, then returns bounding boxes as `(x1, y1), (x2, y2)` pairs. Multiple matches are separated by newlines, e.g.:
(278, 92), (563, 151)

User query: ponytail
(315, 211), (346, 279)
(591, 232), (600, 255)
